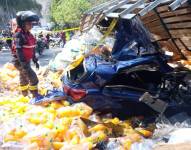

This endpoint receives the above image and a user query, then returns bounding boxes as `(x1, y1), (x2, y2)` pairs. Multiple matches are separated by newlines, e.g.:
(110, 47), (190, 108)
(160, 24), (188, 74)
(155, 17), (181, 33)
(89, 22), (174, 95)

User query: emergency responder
(12, 11), (41, 99)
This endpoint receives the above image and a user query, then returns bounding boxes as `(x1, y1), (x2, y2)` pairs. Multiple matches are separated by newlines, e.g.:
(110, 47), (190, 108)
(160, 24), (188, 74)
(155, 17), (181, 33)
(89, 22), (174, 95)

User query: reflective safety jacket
(12, 28), (36, 62)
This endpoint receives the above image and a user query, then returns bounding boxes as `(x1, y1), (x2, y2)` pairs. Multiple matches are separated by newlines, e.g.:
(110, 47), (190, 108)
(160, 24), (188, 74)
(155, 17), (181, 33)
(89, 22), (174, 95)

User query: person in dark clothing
(11, 11), (42, 100)
(46, 33), (50, 42)
(60, 32), (66, 47)
(45, 33), (50, 49)
(6, 31), (12, 49)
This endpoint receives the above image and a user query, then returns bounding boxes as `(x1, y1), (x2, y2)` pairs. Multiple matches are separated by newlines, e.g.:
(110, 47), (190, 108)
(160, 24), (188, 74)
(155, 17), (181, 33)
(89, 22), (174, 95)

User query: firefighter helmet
(16, 11), (39, 28)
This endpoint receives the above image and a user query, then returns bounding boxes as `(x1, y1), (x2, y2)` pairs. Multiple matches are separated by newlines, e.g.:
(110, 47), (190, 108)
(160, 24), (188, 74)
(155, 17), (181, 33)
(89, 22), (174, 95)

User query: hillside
(0, 0), (51, 28)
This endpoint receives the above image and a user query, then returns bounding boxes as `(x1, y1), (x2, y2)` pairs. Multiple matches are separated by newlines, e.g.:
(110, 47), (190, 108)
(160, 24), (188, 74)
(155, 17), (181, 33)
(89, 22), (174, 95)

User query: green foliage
(51, 0), (91, 27)
(51, 0), (108, 28)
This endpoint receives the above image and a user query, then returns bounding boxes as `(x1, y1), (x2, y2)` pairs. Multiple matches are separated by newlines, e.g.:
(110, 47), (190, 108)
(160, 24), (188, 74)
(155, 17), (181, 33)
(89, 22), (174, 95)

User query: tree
(51, 0), (91, 27)
(51, 0), (108, 28)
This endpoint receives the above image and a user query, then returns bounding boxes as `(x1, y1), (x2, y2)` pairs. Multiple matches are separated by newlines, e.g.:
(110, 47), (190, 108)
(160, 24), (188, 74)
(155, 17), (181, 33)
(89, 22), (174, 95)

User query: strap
(97, 18), (118, 46)
(20, 85), (28, 91)
(29, 85), (38, 91)
(23, 45), (36, 48)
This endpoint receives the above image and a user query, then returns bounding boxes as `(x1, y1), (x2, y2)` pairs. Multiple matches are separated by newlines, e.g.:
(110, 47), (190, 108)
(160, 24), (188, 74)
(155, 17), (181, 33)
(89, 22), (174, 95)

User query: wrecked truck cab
(61, 46), (174, 116)
(61, 18), (163, 115)
(61, 0), (191, 117)
(61, 22), (191, 117)
(61, 53), (191, 117)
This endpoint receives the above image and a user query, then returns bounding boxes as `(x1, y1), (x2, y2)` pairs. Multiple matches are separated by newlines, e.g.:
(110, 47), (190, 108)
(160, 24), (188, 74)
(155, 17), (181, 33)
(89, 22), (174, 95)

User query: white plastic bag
(168, 128), (191, 144)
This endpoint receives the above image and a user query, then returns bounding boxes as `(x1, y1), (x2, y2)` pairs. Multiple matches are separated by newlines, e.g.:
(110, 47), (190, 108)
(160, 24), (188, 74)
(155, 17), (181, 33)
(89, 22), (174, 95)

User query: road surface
(0, 48), (62, 67)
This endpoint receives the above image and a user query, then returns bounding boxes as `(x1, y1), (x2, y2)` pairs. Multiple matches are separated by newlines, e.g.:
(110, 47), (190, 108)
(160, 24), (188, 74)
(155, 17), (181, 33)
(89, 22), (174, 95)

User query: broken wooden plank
(148, 25), (166, 32)
(150, 29), (170, 37)
(170, 29), (191, 35)
(157, 5), (170, 13)
(144, 19), (162, 28)
(170, 31), (191, 38)
(141, 9), (159, 22)
(172, 34), (191, 38)
(151, 33), (169, 41)
(151, 32), (170, 40)
(172, 39), (190, 54)
(157, 2), (188, 13)
(80, 13), (103, 32)
(133, 8), (142, 14)
(178, 38), (191, 52)
(140, 11), (156, 20)
(181, 36), (191, 41)
(163, 14), (191, 23)
(166, 22), (191, 29)
(142, 14), (160, 24)
(159, 7), (191, 18)
(175, 39), (187, 49)
(158, 40), (184, 60)
(139, 0), (171, 16)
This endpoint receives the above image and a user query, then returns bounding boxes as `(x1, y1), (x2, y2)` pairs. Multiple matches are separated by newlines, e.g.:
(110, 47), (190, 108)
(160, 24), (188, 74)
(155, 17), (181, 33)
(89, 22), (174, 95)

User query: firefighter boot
(20, 85), (29, 97)
(29, 85), (39, 97)
(30, 89), (38, 98)
(21, 90), (28, 97)
(29, 89), (44, 104)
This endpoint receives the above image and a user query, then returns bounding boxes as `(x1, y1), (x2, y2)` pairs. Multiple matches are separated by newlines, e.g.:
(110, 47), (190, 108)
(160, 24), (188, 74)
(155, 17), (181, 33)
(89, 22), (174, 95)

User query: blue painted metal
(61, 48), (175, 116)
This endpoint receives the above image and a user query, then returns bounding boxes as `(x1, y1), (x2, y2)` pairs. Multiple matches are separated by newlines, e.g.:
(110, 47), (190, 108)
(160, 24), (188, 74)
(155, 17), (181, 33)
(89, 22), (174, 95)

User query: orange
(53, 142), (64, 150)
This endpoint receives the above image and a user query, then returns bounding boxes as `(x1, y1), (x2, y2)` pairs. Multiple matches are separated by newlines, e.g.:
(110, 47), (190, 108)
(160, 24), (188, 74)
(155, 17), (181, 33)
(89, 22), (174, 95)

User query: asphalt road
(0, 48), (62, 67)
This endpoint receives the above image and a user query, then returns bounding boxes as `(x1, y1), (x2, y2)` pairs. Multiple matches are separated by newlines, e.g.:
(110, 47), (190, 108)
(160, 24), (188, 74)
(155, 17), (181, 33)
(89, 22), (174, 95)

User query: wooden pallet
(141, 1), (191, 59)
(81, 0), (188, 31)
(80, 0), (191, 60)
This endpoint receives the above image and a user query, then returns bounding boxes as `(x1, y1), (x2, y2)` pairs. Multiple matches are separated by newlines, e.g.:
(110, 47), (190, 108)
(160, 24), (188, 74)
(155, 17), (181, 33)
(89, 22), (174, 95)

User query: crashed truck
(47, 0), (191, 118)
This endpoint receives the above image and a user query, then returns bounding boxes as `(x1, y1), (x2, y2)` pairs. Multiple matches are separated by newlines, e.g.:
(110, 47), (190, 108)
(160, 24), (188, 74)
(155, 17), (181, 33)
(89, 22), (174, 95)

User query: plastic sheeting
(49, 27), (115, 71)
(132, 113), (191, 150)
(168, 128), (191, 144)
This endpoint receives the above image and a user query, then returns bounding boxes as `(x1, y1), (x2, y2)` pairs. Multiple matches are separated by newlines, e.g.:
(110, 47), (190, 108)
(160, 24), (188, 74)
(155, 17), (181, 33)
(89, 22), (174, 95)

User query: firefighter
(12, 11), (42, 99)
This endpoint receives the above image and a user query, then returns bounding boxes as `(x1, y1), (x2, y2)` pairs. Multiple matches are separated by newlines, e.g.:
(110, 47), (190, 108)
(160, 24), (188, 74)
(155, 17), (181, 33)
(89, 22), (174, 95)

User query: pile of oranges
(0, 63), (153, 150)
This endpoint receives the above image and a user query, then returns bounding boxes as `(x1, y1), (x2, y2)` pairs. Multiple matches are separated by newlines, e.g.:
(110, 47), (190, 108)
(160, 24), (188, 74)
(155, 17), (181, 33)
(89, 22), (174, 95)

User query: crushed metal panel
(139, 0), (172, 17)
(120, 4), (138, 9)
(169, 0), (188, 10)
(121, 13), (136, 19)
(120, 0), (146, 17)
(104, 0), (131, 14)
(106, 12), (120, 18)
(106, 12), (136, 19)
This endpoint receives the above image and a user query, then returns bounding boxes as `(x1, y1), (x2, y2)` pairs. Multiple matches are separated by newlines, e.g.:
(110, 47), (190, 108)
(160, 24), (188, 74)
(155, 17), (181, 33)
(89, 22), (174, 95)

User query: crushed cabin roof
(80, 0), (191, 60)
